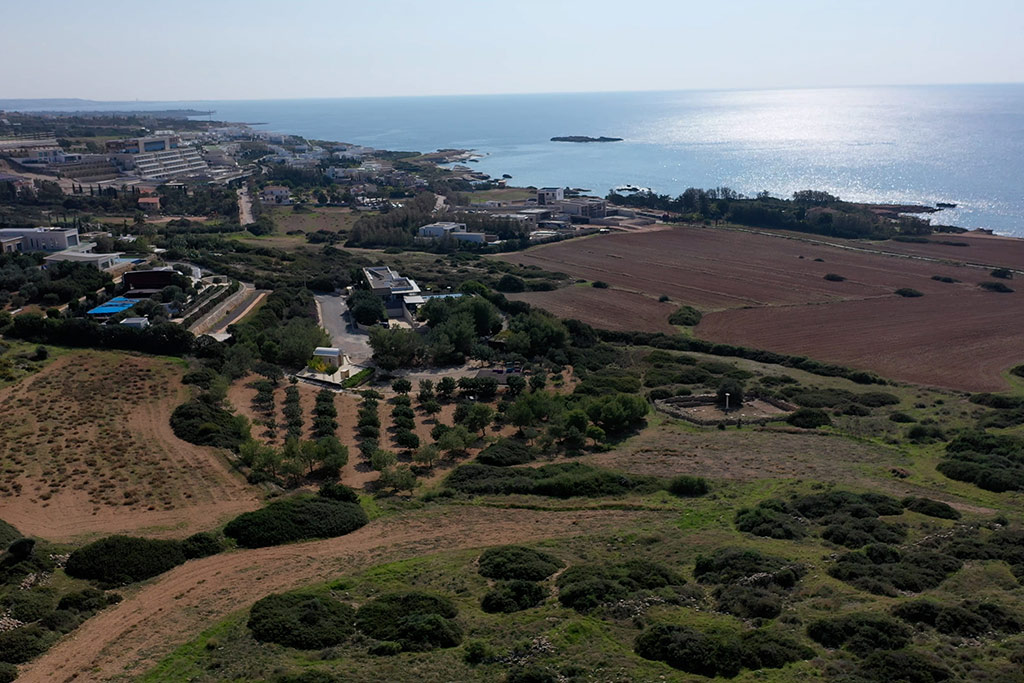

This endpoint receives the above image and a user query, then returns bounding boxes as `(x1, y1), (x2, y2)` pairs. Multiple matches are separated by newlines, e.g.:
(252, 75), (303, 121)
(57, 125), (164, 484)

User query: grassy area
(270, 205), (366, 235)
(468, 188), (536, 204)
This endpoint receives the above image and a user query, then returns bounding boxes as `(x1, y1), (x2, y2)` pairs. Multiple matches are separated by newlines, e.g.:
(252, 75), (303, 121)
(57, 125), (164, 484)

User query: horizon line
(3, 80), (1023, 106)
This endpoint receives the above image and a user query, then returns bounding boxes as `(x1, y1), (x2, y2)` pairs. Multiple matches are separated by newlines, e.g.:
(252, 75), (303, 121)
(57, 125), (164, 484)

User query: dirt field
(18, 507), (661, 683)
(0, 352), (260, 542)
(813, 231), (1024, 273)
(269, 205), (362, 234)
(508, 286), (678, 333)
(498, 226), (1024, 391)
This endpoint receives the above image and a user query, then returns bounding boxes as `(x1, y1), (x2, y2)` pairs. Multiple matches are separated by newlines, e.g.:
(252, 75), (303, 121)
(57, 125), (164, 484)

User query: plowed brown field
(498, 226), (1023, 391)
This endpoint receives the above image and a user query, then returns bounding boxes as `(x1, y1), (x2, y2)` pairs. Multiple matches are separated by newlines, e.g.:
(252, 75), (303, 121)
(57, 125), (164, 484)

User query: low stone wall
(655, 393), (796, 427)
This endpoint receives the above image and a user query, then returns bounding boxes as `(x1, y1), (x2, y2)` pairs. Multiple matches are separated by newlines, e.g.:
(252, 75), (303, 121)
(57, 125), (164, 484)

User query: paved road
(316, 293), (373, 365)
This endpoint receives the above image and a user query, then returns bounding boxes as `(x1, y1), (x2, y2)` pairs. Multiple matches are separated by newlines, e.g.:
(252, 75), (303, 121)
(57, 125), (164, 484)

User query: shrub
(857, 391), (901, 407)
(355, 592), (461, 651)
(792, 490), (903, 518)
(0, 625), (56, 664)
(991, 268), (1013, 279)
(634, 624), (742, 677)
(894, 288), (923, 297)
(739, 629), (815, 671)
(319, 482), (360, 503)
(224, 496), (368, 548)
(821, 515), (906, 549)
(557, 560), (685, 613)
(694, 548), (804, 619)
(591, 280), (609, 288)
(506, 667), (558, 683)
(181, 532), (222, 559)
(937, 430), (1024, 492)
(248, 591), (356, 649)
(480, 580), (547, 613)
(980, 281), (1014, 293)
(828, 544), (962, 595)
(477, 439), (537, 466)
(857, 650), (951, 683)
(806, 612), (910, 655)
(823, 273), (846, 282)
(787, 408), (832, 428)
(901, 497), (960, 520)
(668, 475), (708, 497)
(734, 500), (805, 539)
(892, 598), (1023, 636)
(2, 590), (56, 623)
(65, 535), (187, 586)
(0, 663), (17, 683)
(463, 639), (496, 665)
(57, 588), (119, 613)
(931, 275), (959, 283)
(668, 305), (703, 326)
(889, 411), (916, 423)
(170, 397), (249, 451)
(478, 546), (563, 581)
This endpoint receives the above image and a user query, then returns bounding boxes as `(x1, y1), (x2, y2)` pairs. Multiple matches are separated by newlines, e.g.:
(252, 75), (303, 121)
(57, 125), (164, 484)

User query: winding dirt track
(21, 506), (661, 682)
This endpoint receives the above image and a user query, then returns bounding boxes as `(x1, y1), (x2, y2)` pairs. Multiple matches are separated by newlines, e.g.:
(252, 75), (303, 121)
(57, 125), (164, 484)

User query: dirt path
(20, 507), (660, 682)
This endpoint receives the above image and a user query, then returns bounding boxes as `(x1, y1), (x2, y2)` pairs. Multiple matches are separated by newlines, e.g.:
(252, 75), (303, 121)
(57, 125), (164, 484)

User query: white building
(260, 186), (292, 205)
(418, 221), (467, 238)
(43, 250), (121, 270)
(120, 317), (150, 329)
(537, 187), (564, 205)
(0, 227), (80, 252)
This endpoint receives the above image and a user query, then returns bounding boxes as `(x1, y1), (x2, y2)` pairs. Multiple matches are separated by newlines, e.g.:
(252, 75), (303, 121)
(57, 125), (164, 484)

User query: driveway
(316, 293), (373, 365)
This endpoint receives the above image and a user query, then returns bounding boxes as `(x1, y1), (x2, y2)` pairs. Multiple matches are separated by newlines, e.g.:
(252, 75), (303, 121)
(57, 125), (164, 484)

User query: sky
(4, 0), (1024, 101)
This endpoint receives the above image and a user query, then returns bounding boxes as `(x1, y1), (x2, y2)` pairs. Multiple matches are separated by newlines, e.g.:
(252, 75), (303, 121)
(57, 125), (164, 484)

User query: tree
(370, 449), (397, 471)
(421, 399), (442, 421)
(529, 373), (547, 392)
(413, 444), (440, 469)
(464, 403), (495, 437)
(437, 425), (473, 459)
(506, 374), (526, 397)
(716, 379), (745, 410)
(392, 378), (412, 394)
(437, 376), (457, 400)
(586, 424), (606, 447)
(369, 327), (421, 370)
(317, 436), (349, 476)
(379, 465), (417, 494)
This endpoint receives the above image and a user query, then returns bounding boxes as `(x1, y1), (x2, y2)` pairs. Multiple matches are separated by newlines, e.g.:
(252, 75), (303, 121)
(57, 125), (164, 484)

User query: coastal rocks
(550, 135), (623, 143)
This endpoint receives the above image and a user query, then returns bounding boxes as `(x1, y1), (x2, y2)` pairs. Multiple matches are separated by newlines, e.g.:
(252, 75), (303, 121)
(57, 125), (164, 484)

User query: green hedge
(65, 535), (187, 586)
(224, 495), (368, 548)
(557, 560), (685, 613)
(480, 580), (547, 613)
(635, 625), (813, 678)
(445, 462), (663, 498)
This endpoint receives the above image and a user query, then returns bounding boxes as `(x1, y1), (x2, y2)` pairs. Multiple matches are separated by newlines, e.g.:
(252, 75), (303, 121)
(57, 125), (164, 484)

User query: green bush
(937, 430), (1024, 492)
(170, 396), (249, 451)
(65, 535), (187, 586)
(901, 497), (960, 520)
(857, 391), (900, 407)
(991, 268), (1013, 280)
(2, 590), (56, 623)
(248, 591), (356, 649)
(787, 407), (832, 428)
(0, 663), (17, 683)
(668, 475), (708, 497)
(557, 560), (685, 613)
(506, 666), (558, 683)
(894, 288), (923, 297)
(823, 273), (846, 282)
(931, 275), (959, 283)
(857, 650), (951, 683)
(980, 281), (1014, 293)
(0, 625), (56, 664)
(478, 546), (563, 581)
(224, 496), (368, 548)
(634, 624), (743, 678)
(828, 544), (962, 595)
(892, 598), (1023, 636)
(477, 439), (537, 466)
(57, 588), (120, 613)
(318, 482), (360, 503)
(806, 612), (910, 655)
(480, 580), (547, 613)
(739, 629), (815, 671)
(734, 500), (805, 539)
(0, 520), (21, 549)
(792, 491), (903, 518)
(668, 305), (703, 326)
(591, 280), (609, 288)
(889, 411), (916, 423)
(181, 532), (222, 559)
(820, 515), (906, 549)
(355, 592), (461, 652)
(694, 548), (805, 619)
(786, 387), (856, 408)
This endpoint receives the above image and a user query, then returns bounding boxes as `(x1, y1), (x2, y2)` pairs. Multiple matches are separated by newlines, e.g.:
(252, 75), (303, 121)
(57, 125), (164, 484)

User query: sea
(12, 85), (1024, 236)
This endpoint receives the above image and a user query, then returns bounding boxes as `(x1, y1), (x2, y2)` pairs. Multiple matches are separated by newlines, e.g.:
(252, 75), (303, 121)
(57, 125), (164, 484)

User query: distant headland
(550, 135), (623, 143)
